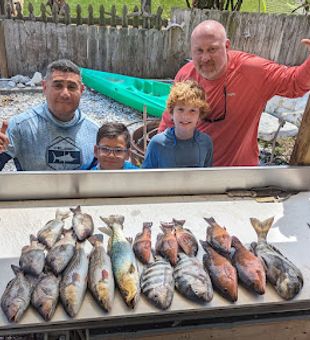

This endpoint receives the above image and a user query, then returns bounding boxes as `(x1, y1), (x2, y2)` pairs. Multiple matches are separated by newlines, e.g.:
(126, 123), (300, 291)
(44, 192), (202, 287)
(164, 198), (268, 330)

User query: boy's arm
(203, 138), (213, 167)
(142, 140), (158, 168)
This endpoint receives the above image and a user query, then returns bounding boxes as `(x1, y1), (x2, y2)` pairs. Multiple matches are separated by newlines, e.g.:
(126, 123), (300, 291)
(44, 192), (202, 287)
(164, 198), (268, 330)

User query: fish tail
(203, 217), (217, 226)
(70, 205), (81, 215)
(99, 226), (113, 237)
(88, 234), (104, 246)
(250, 217), (274, 241)
(55, 209), (71, 221)
(160, 222), (175, 232)
(100, 215), (125, 228)
(172, 218), (186, 227)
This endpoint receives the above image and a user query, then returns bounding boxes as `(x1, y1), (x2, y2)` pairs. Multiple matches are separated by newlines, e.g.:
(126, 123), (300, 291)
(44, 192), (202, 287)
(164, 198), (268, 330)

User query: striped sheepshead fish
(141, 256), (174, 310)
(174, 253), (213, 303)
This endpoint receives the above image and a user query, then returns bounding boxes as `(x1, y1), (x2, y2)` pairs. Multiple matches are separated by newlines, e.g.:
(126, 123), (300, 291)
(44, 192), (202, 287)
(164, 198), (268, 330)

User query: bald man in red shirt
(158, 20), (310, 166)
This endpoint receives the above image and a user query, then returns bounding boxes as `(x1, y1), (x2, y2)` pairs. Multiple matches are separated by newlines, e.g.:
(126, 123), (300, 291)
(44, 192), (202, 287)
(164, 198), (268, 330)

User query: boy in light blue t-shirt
(82, 122), (138, 170)
(142, 80), (213, 168)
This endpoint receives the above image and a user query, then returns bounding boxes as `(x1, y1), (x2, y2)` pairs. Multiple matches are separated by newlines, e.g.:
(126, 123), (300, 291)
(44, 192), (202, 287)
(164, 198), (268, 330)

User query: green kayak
(81, 68), (171, 117)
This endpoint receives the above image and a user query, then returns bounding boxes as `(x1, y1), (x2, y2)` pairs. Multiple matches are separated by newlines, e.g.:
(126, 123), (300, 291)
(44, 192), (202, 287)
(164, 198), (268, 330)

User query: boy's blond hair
(167, 80), (210, 119)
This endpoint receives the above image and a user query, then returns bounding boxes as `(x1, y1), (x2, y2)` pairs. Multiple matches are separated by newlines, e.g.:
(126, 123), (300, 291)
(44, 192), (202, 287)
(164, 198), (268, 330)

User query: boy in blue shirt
(142, 80), (213, 168)
(82, 122), (138, 170)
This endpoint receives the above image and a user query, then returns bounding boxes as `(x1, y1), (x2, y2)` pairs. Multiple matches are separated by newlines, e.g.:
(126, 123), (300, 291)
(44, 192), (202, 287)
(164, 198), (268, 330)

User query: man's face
(191, 32), (230, 80)
(94, 135), (129, 170)
(42, 70), (84, 121)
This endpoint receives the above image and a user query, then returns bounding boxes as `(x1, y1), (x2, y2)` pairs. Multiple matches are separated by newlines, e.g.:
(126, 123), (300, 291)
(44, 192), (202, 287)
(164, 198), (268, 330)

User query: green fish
(99, 215), (140, 309)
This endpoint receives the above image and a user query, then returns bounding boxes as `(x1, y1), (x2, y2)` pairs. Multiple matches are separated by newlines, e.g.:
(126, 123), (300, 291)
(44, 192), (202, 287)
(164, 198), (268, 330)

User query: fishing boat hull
(81, 68), (171, 117)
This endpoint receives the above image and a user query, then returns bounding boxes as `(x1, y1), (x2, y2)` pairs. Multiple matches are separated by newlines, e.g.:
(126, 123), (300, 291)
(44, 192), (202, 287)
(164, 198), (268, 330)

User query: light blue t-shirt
(81, 158), (139, 170)
(5, 103), (99, 171)
(142, 127), (213, 168)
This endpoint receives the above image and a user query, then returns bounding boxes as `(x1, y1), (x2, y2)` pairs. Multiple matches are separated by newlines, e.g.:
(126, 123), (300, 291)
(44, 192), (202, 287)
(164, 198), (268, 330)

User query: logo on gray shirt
(47, 137), (81, 170)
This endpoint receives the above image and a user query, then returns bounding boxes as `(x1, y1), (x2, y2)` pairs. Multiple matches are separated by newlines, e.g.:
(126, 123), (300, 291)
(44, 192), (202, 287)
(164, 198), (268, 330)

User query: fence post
(0, 0), (4, 15)
(0, 20), (9, 77)
(290, 96), (310, 165)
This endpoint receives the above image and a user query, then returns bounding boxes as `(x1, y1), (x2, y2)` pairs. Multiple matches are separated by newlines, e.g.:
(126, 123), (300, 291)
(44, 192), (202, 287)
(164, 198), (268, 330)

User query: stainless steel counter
(0, 191), (310, 335)
(0, 166), (310, 201)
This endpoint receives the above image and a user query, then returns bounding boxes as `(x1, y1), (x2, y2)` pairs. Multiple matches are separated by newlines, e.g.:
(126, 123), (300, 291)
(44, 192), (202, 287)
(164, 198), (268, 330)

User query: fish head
(191, 281), (213, 302)
(122, 274), (140, 309)
(276, 272), (303, 300)
(149, 287), (173, 310)
(38, 298), (55, 321)
(2, 300), (24, 323)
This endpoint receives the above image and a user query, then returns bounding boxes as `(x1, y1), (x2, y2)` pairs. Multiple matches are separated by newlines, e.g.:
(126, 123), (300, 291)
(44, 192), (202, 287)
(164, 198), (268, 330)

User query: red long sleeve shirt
(158, 50), (310, 166)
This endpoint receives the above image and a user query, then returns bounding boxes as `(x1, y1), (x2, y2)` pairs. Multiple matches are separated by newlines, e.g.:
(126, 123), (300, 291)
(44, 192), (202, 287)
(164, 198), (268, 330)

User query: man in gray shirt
(0, 59), (99, 171)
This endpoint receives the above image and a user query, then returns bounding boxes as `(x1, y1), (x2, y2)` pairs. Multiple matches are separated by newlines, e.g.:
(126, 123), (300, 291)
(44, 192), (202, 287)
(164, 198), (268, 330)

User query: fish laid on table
(174, 253), (213, 303)
(173, 219), (198, 257)
(231, 236), (266, 295)
(141, 256), (174, 310)
(59, 242), (89, 317)
(19, 235), (45, 276)
(156, 222), (179, 266)
(204, 217), (232, 255)
(1, 265), (36, 323)
(46, 229), (76, 276)
(70, 205), (94, 241)
(88, 234), (115, 312)
(250, 217), (303, 300)
(37, 209), (70, 248)
(31, 271), (61, 321)
(200, 240), (238, 302)
(99, 215), (140, 309)
(133, 222), (152, 264)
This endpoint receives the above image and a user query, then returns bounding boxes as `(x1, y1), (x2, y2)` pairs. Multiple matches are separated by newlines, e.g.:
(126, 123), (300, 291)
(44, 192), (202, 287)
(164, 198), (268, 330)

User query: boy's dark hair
(96, 122), (131, 148)
(45, 59), (81, 80)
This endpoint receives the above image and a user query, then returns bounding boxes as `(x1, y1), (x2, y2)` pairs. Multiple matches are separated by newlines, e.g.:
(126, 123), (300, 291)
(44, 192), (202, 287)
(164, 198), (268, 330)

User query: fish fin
(172, 218), (186, 227)
(127, 237), (133, 245)
(199, 239), (209, 252)
(98, 226), (113, 237)
(11, 264), (22, 275)
(203, 217), (217, 226)
(100, 215), (125, 227)
(70, 205), (81, 214)
(30, 234), (37, 243)
(55, 209), (71, 221)
(250, 216), (274, 241)
(231, 235), (242, 248)
(129, 264), (136, 274)
(160, 222), (175, 233)
(88, 234), (104, 246)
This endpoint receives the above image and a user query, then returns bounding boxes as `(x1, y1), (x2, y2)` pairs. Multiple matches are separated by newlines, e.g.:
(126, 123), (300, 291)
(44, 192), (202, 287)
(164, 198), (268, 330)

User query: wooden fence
(0, 6), (309, 78)
(172, 8), (310, 66)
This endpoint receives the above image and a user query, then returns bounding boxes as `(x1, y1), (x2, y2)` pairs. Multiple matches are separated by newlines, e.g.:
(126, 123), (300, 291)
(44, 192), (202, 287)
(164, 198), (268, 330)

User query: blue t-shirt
(142, 127), (213, 168)
(0, 103), (99, 171)
(81, 157), (139, 170)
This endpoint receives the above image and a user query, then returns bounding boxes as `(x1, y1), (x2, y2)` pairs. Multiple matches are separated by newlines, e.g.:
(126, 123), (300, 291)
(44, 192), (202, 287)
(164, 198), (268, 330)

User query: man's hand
(301, 39), (310, 50)
(0, 121), (10, 153)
